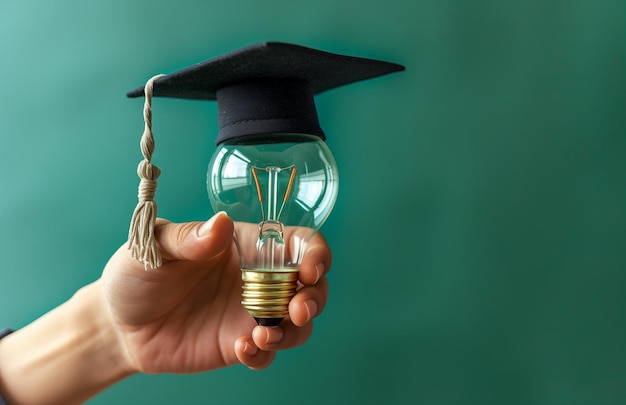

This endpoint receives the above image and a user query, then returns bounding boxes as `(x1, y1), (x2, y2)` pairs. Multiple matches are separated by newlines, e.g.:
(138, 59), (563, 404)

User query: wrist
(72, 281), (137, 377)
(0, 281), (135, 405)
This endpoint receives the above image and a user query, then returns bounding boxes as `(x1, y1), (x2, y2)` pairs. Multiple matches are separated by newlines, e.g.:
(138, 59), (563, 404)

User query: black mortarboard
(127, 41), (405, 144)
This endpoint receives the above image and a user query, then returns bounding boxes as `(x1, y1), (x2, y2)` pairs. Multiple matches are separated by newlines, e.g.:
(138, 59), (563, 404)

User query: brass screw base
(241, 269), (299, 323)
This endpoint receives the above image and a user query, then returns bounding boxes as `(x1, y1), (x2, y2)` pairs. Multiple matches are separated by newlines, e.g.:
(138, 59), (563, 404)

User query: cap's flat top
(127, 42), (404, 100)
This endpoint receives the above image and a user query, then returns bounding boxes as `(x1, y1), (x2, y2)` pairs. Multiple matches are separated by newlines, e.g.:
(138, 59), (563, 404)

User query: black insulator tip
(255, 317), (283, 327)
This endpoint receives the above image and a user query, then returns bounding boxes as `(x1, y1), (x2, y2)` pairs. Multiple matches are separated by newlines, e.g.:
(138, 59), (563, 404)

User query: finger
(288, 277), (329, 327)
(251, 321), (313, 352)
(154, 212), (234, 262)
(234, 336), (276, 370)
(298, 232), (332, 285)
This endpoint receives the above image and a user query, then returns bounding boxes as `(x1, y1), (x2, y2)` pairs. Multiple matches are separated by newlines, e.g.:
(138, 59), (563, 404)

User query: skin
(0, 212), (331, 405)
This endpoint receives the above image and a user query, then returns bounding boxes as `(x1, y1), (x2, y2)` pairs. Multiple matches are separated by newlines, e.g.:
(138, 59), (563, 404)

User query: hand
(100, 212), (331, 373)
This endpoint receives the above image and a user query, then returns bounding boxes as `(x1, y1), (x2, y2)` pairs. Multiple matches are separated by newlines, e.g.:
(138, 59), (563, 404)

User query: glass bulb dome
(207, 134), (339, 326)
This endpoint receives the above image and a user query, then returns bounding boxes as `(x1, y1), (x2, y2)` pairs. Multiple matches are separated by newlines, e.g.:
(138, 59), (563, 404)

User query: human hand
(99, 212), (331, 373)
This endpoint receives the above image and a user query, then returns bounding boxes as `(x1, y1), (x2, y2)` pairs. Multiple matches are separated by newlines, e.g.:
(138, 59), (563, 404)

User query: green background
(1, 0), (625, 404)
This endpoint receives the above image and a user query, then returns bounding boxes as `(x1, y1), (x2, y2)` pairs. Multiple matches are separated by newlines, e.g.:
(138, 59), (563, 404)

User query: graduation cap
(127, 41), (405, 144)
(126, 42), (404, 269)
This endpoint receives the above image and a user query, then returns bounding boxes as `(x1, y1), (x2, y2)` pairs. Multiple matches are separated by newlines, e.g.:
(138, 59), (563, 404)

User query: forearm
(0, 282), (134, 405)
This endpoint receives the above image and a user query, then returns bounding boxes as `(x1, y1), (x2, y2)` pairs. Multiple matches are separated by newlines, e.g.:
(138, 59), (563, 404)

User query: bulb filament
(251, 165), (296, 226)
(251, 165), (296, 270)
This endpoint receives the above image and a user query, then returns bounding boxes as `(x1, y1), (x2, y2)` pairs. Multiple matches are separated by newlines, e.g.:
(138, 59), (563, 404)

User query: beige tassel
(127, 74), (165, 269)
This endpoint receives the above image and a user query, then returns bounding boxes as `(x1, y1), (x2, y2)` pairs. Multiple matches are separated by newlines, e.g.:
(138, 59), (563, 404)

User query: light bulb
(124, 42), (402, 322)
(208, 134), (339, 326)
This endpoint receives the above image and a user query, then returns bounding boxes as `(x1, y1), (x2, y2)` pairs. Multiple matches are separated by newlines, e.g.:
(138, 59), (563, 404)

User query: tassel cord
(127, 74), (165, 269)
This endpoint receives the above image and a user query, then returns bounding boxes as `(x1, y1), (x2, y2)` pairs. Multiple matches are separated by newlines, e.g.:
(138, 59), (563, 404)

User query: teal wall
(1, 1), (625, 404)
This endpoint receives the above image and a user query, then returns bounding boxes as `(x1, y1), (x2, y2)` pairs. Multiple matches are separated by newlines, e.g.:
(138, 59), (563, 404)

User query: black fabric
(0, 329), (12, 339)
(216, 78), (324, 144)
(126, 42), (404, 144)
(126, 42), (404, 100)
(0, 328), (14, 405)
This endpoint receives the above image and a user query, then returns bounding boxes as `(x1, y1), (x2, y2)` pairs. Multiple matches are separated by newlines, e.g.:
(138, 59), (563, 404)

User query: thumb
(154, 212), (234, 262)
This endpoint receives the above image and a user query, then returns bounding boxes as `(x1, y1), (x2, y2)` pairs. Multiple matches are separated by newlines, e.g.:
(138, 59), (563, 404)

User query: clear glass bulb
(207, 134), (339, 326)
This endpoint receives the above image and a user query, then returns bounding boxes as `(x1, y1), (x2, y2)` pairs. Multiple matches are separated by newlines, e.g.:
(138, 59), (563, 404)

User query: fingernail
(304, 299), (318, 322)
(197, 211), (226, 237)
(265, 327), (283, 344)
(314, 263), (325, 284)
(243, 341), (258, 357)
